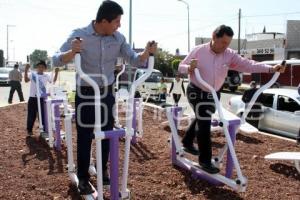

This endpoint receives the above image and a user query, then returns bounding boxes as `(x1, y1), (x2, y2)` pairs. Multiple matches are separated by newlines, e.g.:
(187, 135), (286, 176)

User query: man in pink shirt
(178, 25), (286, 174)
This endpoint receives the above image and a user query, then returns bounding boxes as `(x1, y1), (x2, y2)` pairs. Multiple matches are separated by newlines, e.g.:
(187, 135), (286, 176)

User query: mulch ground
(0, 103), (299, 200)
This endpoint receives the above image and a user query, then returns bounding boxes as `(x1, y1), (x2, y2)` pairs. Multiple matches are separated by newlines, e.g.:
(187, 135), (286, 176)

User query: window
(277, 95), (300, 112)
(145, 72), (163, 83)
(260, 93), (274, 108)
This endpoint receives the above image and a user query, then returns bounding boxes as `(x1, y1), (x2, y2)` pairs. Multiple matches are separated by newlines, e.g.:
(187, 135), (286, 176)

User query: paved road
(0, 71), (242, 113)
(159, 82), (243, 115)
(0, 71), (76, 107)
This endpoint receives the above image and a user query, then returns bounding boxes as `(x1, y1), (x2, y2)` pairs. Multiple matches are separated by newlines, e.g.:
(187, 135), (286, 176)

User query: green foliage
(30, 49), (48, 67)
(154, 50), (175, 77)
(171, 59), (181, 72)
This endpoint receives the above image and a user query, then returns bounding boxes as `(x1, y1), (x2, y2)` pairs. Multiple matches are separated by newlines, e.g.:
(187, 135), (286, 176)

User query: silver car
(229, 88), (300, 139)
(0, 67), (11, 85)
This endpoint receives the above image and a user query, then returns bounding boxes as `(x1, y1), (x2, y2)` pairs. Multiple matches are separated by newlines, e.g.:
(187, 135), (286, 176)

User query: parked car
(222, 70), (243, 92)
(0, 67), (11, 85)
(135, 69), (163, 101)
(229, 88), (300, 139)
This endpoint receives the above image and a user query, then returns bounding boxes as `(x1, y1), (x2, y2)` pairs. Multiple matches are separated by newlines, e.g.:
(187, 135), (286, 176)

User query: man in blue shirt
(53, 0), (157, 195)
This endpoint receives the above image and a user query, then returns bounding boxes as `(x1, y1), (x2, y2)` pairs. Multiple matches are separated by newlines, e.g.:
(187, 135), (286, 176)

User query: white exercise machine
(166, 68), (248, 192)
(65, 41), (155, 199)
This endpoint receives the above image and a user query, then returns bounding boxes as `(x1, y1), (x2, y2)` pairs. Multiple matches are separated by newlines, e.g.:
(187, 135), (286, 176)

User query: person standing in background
(158, 77), (167, 103)
(169, 73), (185, 106)
(24, 61), (59, 136)
(8, 63), (24, 104)
(242, 81), (262, 127)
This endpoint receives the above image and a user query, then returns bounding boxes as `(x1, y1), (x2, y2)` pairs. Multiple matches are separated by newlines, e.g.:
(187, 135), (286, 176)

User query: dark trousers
(246, 104), (262, 128)
(75, 86), (115, 180)
(182, 83), (220, 164)
(159, 93), (166, 102)
(27, 97), (45, 132)
(172, 93), (181, 106)
(8, 81), (24, 103)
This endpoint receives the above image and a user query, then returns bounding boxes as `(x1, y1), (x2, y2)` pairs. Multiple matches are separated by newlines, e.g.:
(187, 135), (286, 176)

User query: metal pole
(6, 25), (8, 62)
(128, 0), (133, 88)
(238, 9), (241, 54)
(178, 0), (190, 52)
(129, 0), (132, 47)
(187, 4), (190, 52)
(6, 25), (16, 63)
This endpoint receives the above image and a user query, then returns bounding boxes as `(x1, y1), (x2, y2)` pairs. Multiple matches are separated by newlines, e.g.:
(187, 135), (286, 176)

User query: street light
(177, 0), (190, 52)
(7, 24), (16, 62)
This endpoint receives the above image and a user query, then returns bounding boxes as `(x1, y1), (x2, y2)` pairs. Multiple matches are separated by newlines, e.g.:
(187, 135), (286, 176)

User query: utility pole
(129, 0), (132, 47)
(128, 0), (133, 86)
(178, 0), (190, 52)
(238, 8), (241, 54)
(6, 24), (16, 62)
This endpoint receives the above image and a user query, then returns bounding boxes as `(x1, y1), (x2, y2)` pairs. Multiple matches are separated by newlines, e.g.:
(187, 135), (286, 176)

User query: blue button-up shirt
(52, 21), (144, 87)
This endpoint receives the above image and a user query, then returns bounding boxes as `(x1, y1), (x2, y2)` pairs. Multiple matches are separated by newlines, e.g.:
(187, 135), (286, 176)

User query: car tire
(230, 73), (241, 85)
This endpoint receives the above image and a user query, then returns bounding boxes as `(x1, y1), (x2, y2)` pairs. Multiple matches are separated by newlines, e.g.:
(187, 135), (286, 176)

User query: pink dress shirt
(178, 42), (272, 92)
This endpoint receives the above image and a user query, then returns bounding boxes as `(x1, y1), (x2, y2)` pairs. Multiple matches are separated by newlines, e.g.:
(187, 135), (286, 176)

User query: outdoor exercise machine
(32, 69), (72, 150)
(238, 60), (286, 134)
(65, 39), (155, 200)
(114, 61), (145, 144)
(32, 71), (67, 151)
(166, 68), (248, 192)
(120, 53), (155, 199)
(166, 60), (288, 192)
(265, 151), (300, 173)
(43, 85), (71, 151)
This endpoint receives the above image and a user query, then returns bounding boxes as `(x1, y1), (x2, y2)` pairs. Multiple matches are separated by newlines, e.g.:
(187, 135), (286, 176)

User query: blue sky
(1, 0), (300, 62)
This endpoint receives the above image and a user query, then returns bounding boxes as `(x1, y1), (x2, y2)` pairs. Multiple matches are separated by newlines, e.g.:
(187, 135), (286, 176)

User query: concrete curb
(0, 101), (27, 108)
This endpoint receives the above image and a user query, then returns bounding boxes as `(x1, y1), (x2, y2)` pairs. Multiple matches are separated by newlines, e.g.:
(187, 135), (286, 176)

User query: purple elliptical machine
(166, 60), (287, 192)
(114, 60), (144, 144)
(166, 68), (248, 192)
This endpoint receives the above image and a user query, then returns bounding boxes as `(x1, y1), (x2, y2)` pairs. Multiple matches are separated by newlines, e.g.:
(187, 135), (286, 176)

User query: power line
(243, 11), (300, 18)
(157, 16), (237, 41)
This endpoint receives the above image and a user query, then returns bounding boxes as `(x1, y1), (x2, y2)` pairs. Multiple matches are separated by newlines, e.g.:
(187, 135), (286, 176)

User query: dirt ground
(0, 103), (299, 200)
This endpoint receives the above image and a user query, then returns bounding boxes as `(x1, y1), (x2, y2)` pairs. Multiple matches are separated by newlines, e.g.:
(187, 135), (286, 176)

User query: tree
(154, 49), (175, 77)
(171, 59), (181, 72)
(29, 49), (48, 67)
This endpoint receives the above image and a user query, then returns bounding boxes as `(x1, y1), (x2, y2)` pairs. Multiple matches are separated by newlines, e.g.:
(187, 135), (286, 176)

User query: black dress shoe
(103, 170), (110, 185)
(182, 144), (200, 155)
(78, 179), (95, 195)
(197, 162), (220, 174)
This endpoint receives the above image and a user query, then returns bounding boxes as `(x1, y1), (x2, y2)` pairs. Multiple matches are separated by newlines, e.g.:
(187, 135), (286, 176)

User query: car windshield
(145, 72), (163, 82)
(0, 68), (10, 74)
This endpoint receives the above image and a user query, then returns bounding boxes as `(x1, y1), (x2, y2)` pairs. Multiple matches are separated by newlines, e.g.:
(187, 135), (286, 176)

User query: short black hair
(96, 0), (124, 23)
(36, 60), (47, 68)
(214, 25), (234, 38)
(14, 64), (19, 68)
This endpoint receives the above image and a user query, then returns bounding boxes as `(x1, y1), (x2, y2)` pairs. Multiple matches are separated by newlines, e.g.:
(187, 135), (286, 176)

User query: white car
(0, 68), (11, 85)
(135, 69), (163, 101)
(229, 88), (300, 139)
